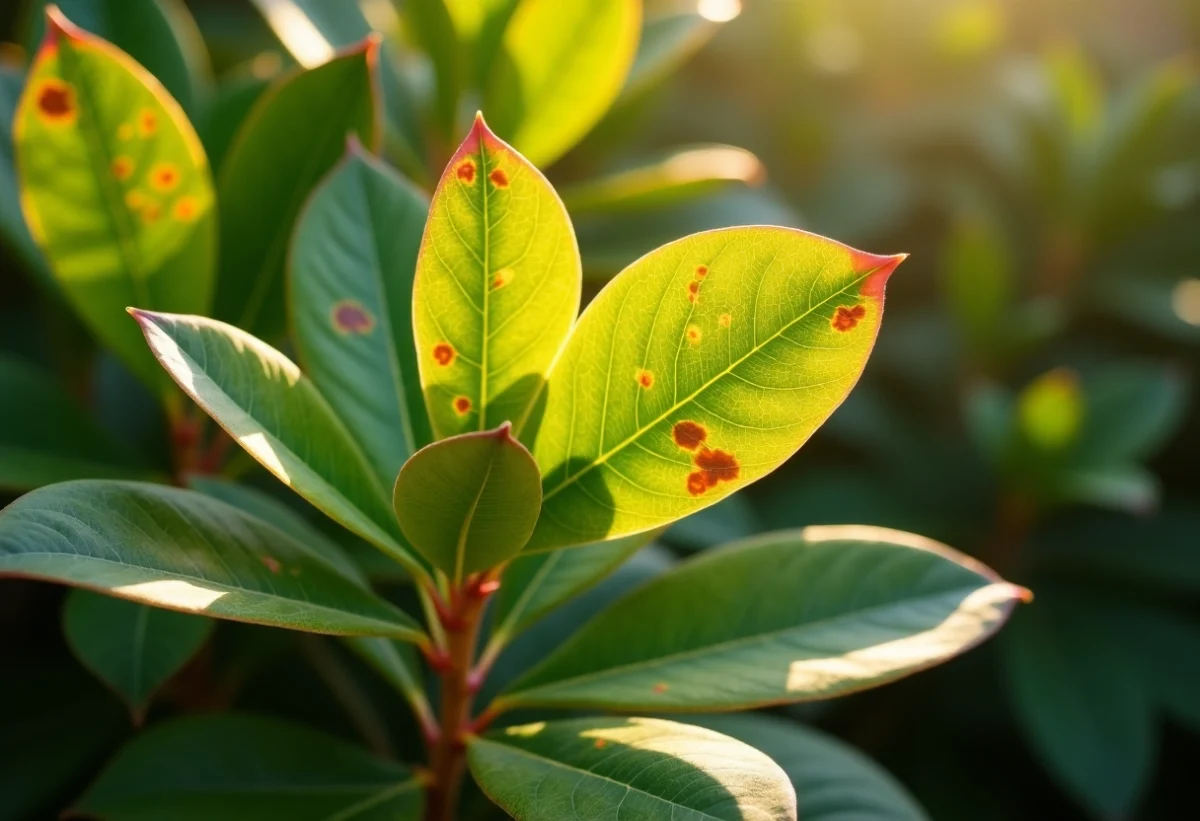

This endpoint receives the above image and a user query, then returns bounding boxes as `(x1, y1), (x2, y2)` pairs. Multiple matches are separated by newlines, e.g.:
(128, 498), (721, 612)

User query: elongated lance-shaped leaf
(394, 422), (541, 583)
(213, 40), (379, 339)
(291, 139), (431, 490)
(498, 526), (1028, 712)
(0, 481), (423, 641)
(414, 114), (580, 439)
(343, 636), (435, 733)
(468, 716), (797, 821)
(131, 310), (424, 578)
(15, 7), (216, 393)
(527, 227), (906, 552)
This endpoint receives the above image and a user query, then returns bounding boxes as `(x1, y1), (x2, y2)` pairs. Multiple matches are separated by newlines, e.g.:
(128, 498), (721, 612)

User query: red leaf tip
(43, 5), (82, 44)
(854, 251), (907, 300)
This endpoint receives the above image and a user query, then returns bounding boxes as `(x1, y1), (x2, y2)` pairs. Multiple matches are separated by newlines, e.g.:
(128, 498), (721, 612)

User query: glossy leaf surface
(394, 423), (541, 582)
(15, 9), (216, 392)
(528, 227), (904, 551)
(0, 481), (421, 640)
(468, 716), (796, 821)
(414, 116), (579, 438)
(500, 526), (1025, 711)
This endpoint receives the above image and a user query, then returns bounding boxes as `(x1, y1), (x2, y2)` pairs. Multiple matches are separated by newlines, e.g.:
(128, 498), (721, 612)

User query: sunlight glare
(698, 0), (741, 24)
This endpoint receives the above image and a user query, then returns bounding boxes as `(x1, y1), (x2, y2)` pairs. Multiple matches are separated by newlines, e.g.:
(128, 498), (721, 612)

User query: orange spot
(594, 738), (607, 749)
(687, 447), (740, 496)
(118, 123), (134, 140)
(686, 325), (702, 345)
(35, 80), (75, 124)
(653, 682), (670, 693)
(695, 265), (708, 279)
(172, 196), (199, 222)
(332, 300), (375, 335)
(432, 343), (456, 366)
(718, 313), (731, 328)
(124, 190), (146, 210)
(260, 555), (282, 573)
(687, 281), (700, 303)
(138, 109), (157, 137)
(456, 160), (476, 183)
(111, 156), (134, 181)
(454, 396), (472, 415)
(489, 168), (509, 187)
(492, 268), (513, 290)
(832, 304), (866, 332)
(150, 163), (180, 192)
(672, 420), (707, 451)
(635, 368), (654, 389)
(141, 202), (161, 224)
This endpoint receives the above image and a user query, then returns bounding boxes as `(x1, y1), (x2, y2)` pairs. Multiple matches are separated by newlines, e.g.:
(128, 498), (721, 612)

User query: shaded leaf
(0, 66), (51, 286)
(620, 8), (722, 101)
(664, 494), (760, 553)
(343, 636), (434, 731)
(199, 56), (279, 172)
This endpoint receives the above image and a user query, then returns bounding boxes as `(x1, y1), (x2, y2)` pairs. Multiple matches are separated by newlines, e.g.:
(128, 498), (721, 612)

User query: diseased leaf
(528, 227), (905, 551)
(394, 423), (541, 582)
(15, 8), (216, 393)
(291, 139), (431, 489)
(499, 526), (1026, 712)
(485, 0), (641, 167)
(74, 713), (424, 819)
(131, 310), (420, 575)
(0, 481), (423, 640)
(468, 717), (797, 821)
(63, 588), (212, 720)
(414, 115), (579, 438)
(213, 42), (378, 338)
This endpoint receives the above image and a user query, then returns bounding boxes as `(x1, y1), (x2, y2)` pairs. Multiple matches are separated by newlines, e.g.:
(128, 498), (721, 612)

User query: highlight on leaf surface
(15, 6), (216, 393)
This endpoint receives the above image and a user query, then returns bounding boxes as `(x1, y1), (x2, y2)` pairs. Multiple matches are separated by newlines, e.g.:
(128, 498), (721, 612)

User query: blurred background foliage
(1, 0), (1198, 819)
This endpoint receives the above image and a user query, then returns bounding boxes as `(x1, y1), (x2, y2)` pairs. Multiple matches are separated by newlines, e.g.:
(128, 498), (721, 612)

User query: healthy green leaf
(63, 588), (212, 720)
(528, 227), (905, 551)
(404, 0), (461, 138)
(199, 56), (278, 172)
(468, 716), (797, 821)
(343, 637), (433, 729)
(394, 423), (541, 582)
(620, 8), (722, 101)
(0, 480), (422, 640)
(1073, 362), (1188, 465)
(213, 42), (378, 338)
(15, 8), (217, 393)
(499, 526), (1026, 712)
(131, 310), (420, 575)
(485, 0), (641, 167)
(291, 139), (431, 489)
(413, 115), (580, 439)
(74, 713), (424, 819)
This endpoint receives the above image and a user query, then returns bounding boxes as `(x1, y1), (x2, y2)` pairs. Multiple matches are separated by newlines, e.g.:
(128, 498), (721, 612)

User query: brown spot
(332, 300), (375, 335)
(687, 447), (740, 496)
(687, 281), (700, 303)
(453, 396), (472, 415)
(36, 80), (75, 123)
(172, 196), (199, 222)
(673, 420), (708, 451)
(489, 168), (509, 187)
(111, 156), (134, 181)
(260, 555), (282, 573)
(718, 313), (731, 328)
(432, 343), (456, 366)
(594, 738), (608, 749)
(635, 368), (654, 389)
(150, 163), (180, 192)
(653, 682), (670, 693)
(686, 325), (702, 345)
(124, 190), (146, 210)
(491, 268), (513, 290)
(138, 109), (157, 137)
(687, 472), (708, 495)
(141, 202), (161, 224)
(832, 304), (866, 331)
(456, 159), (476, 183)
(695, 265), (708, 279)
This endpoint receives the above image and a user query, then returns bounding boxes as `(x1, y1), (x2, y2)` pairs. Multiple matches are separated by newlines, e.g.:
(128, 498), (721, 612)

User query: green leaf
(0, 480), (423, 640)
(414, 115), (580, 439)
(15, 8), (217, 393)
(394, 423), (541, 582)
(212, 42), (378, 338)
(199, 57), (278, 172)
(343, 637), (434, 731)
(63, 588), (212, 721)
(939, 213), (1014, 349)
(131, 310), (420, 575)
(403, 0), (462, 139)
(528, 228), (905, 551)
(1073, 362), (1188, 466)
(560, 145), (765, 215)
(1015, 368), (1083, 452)
(75, 713), (424, 819)
(291, 139), (431, 490)
(468, 716), (797, 821)
(664, 494), (760, 553)
(485, 0), (641, 167)
(499, 526), (1025, 712)
(620, 8), (723, 101)
(0, 66), (51, 287)
(692, 714), (929, 821)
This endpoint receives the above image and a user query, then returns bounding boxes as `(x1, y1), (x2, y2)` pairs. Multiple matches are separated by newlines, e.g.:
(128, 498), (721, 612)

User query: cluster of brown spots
(687, 448), (740, 496)
(687, 280), (700, 303)
(332, 300), (375, 335)
(150, 162), (180, 192)
(635, 368), (654, 389)
(653, 682), (670, 694)
(455, 159), (476, 183)
(718, 313), (732, 328)
(260, 555), (282, 573)
(832, 304), (866, 332)
(453, 396), (472, 415)
(111, 156), (134, 181)
(672, 420), (707, 451)
(173, 196), (199, 222)
(138, 109), (157, 137)
(491, 268), (513, 290)
(35, 79), (75, 124)
(432, 342), (456, 366)
(489, 168), (509, 188)
(686, 325), (702, 345)
(594, 739), (607, 750)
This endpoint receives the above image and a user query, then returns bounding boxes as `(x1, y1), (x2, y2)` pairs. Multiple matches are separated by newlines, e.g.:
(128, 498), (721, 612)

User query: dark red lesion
(456, 160), (477, 183)
(636, 369), (654, 389)
(686, 447), (740, 496)
(453, 396), (472, 415)
(687, 281), (700, 303)
(332, 300), (375, 335)
(489, 168), (509, 188)
(673, 420), (707, 450)
(35, 80), (75, 123)
(695, 265), (708, 279)
(432, 343), (456, 366)
(832, 304), (866, 332)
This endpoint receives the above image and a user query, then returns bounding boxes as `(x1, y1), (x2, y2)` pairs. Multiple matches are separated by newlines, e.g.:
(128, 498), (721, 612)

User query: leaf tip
(855, 251), (907, 299)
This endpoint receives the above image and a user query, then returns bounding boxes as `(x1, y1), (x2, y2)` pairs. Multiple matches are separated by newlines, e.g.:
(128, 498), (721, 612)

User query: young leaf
(414, 115), (580, 438)
(467, 717), (797, 821)
(393, 423), (541, 582)
(291, 140), (431, 490)
(0, 480), (422, 640)
(528, 227), (905, 551)
(485, 0), (641, 166)
(63, 588), (212, 722)
(498, 526), (1026, 712)
(131, 310), (420, 575)
(74, 713), (424, 819)
(213, 41), (378, 338)
(15, 8), (216, 393)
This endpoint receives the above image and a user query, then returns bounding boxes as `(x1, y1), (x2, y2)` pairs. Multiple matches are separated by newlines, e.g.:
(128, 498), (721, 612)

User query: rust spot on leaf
(635, 368), (654, 389)
(832, 304), (866, 332)
(260, 555), (282, 573)
(150, 163), (180, 192)
(489, 168), (509, 187)
(432, 343), (456, 366)
(687, 281), (700, 303)
(686, 325), (702, 345)
(35, 80), (75, 124)
(594, 738), (607, 749)
(687, 447), (740, 496)
(332, 300), (375, 335)
(719, 313), (731, 328)
(172, 196), (199, 222)
(695, 265), (708, 279)
(653, 682), (670, 693)
(456, 159), (476, 183)
(111, 156), (134, 180)
(672, 420), (707, 451)
(492, 268), (513, 289)
(138, 109), (157, 137)
(454, 396), (472, 415)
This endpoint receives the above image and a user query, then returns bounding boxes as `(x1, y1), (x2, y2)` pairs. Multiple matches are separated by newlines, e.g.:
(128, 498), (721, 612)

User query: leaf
(393, 423), (541, 582)
(63, 588), (212, 721)
(692, 714), (930, 821)
(413, 115), (580, 439)
(131, 310), (420, 575)
(0, 354), (153, 491)
(527, 228), (905, 551)
(15, 8), (217, 393)
(0, 66), (51, 287)
(664, 494), (760, 553)
(74, 713), (424, 820)
(0, 480), (423, 640)
(485, 0), (641, 167)
(199, 57), (278, 172)
(291, 139), (431, 490)
(498, 526), (1026, 712)
(467, 716), (797, 821)
(560, 145), (765, 215)
(403, 0), (462, 139)
(343, 637), (434, 730)
(620, 8), (723, 101)
(1072, 362), (1188, 466)
(212, 42), (378, 338)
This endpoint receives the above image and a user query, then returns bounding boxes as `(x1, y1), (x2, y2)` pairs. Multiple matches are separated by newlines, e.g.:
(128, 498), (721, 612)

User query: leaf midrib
(454, 442), (499, 583)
